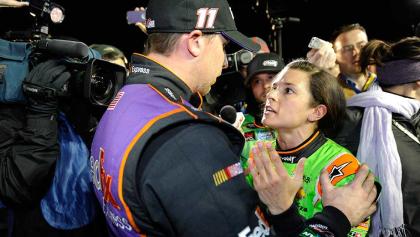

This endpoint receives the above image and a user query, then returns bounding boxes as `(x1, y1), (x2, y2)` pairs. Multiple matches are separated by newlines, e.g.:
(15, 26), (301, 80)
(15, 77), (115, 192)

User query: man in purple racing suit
(90, 0), (378, 236)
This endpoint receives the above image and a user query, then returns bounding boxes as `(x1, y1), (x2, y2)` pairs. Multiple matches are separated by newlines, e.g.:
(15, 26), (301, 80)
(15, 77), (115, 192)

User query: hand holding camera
(23, 59), (71, 116)
(127, 8), (147, 34)
(306, 36), (337, 71)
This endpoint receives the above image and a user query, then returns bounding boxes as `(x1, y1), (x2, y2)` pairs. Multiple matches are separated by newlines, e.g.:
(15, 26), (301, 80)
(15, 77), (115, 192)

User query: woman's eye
(285, 88), (293, 94)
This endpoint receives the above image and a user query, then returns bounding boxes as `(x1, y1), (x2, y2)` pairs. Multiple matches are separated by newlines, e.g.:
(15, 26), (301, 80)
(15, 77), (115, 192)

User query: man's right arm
(269, 203), (351, 237)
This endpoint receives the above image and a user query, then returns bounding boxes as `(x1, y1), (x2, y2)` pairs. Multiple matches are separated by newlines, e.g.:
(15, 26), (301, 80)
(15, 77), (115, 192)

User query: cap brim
(222, 31), (261, 53)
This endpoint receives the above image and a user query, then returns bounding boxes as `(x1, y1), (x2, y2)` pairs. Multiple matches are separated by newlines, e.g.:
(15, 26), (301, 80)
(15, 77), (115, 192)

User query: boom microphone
(37, 39), (89, 59)
(219, 105), (237, 124)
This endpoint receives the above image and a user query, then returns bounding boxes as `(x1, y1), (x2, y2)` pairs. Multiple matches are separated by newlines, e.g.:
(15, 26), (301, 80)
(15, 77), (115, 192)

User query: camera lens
(90, 73), (114, 105)
(238, 50), (254, 65)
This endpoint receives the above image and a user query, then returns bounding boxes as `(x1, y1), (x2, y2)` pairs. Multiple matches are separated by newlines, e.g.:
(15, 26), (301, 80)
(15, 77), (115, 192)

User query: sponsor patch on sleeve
(314, 153), (360, 204)
(213, 162), (243, 186)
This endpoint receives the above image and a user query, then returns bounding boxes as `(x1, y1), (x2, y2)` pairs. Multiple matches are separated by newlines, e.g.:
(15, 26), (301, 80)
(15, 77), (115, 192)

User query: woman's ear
(186, 30), (204, 57)
(308, 104), (327, 122)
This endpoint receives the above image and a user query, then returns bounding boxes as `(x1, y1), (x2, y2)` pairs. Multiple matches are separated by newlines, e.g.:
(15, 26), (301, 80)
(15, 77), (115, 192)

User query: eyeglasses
(337, 41), (367, 53)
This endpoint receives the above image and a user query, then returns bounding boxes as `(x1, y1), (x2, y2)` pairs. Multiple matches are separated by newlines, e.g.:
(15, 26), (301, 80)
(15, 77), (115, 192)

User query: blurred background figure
(332, 24), (376, 98)
(251, 36), (270, 53)
(334, 36), (420, 236)
(307, 23), (377, 99)
(237, 36), (271, 78)
(90, 44), (128, 69)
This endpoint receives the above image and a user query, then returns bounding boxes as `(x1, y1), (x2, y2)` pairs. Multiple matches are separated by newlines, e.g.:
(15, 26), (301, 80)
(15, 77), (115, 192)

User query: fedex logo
(238, 207), (270, 237)
(91, 147), (120, 210)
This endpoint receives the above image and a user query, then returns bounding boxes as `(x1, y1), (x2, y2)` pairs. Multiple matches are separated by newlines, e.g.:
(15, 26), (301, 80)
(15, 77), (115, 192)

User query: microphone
(36, 39), (89, 59)
(219, 105), (245, 129)
(219, 105), (237, 124)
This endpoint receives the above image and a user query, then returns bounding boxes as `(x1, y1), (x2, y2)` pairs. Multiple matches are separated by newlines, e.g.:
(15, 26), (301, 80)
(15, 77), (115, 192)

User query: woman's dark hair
(287, 59), (347, 136)
(389, 37), (420, 61)
(360, 37), (420, 71)
(360, 37), (420, 69)
(359, 36), (420, 87)
(359, 39), (390, 72)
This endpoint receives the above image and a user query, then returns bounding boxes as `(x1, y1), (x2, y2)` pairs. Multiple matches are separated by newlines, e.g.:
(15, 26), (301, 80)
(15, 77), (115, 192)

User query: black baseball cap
(245, 53), (285, 85)
(145, 0), (260, 52)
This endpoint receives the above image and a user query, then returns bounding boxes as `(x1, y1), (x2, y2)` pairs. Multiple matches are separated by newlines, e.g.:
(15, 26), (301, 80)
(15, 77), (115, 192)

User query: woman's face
(262, 68), (317, 130)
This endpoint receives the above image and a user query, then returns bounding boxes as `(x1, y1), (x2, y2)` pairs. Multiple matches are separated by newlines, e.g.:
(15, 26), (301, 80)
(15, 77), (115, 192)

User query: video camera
(0, 0), (126, 106)
(28, 39), (127, 106)
(225, 49), (254, 72)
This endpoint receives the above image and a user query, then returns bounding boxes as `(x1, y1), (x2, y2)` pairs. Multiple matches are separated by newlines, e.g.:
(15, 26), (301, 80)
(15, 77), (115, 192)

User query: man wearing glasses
(307, 23), (375, 99)
(331, 23), (375, 99)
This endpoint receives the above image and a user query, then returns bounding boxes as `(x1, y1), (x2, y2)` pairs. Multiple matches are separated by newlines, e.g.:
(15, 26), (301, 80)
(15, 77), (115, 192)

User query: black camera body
(65, 56), (127, 106)
(225, 49), (254, 72)
(0, 0), (126, 106)
(27, 39), (127, 106)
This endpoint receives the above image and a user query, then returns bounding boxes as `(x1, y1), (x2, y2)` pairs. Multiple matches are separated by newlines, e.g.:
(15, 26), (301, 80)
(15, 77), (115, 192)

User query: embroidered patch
(326, 153), (359, 186)
(255, 131), (274, 140)
(244, 132), (255, 141)
(213, 162), (243, 186)
(314, 153), (360, 204)
(108, 91), (124, 111)
(329, 162), (351, 181)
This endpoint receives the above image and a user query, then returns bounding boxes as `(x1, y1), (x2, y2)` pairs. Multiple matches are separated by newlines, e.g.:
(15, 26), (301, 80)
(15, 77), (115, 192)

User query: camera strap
(392, 119), (420, 145)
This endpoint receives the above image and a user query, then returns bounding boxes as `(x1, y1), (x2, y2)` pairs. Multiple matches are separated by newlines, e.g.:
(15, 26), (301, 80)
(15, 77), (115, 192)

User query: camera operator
(0, 59), (107, 236)
(0, 3), (47, 236)
(90, 44), (128, 70)
(0, 1), (117, 235)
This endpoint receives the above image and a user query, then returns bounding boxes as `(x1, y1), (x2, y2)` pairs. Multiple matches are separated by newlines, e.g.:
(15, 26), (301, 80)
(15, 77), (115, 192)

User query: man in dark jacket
(90, 0), (378, 236)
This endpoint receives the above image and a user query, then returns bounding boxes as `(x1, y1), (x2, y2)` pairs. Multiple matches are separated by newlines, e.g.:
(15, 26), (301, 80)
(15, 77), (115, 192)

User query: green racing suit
(242, 130), (373, 237)
(240, 113), (277, 185)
